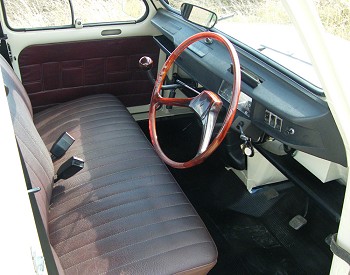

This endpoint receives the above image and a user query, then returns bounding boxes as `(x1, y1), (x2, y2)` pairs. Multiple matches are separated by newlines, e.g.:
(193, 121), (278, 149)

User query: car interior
(1, 0), (348, 274)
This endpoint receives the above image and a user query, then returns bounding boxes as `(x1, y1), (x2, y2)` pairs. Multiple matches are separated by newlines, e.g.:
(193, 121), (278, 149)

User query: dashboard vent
(228, 65), (262, 88)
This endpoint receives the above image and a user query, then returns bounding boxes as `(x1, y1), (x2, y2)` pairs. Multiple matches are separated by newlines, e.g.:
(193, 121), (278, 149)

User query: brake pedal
(289, 215), (307, 230)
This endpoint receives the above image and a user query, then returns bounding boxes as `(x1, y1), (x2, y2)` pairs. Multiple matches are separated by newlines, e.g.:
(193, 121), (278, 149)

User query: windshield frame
(158, 0), (324, 96)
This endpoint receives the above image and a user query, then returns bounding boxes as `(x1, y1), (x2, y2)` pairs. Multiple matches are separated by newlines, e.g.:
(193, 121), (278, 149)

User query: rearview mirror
(180, 3), (218, 29)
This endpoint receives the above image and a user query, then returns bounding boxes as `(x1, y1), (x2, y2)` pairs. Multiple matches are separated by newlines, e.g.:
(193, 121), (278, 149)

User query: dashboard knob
(286, 128), (295, 135)
(244, 146), (253, 157)
(241, 142), (254, 157)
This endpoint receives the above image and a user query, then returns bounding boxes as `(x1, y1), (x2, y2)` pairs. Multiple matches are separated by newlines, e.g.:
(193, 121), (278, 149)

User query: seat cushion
(34, 94), (217, 274)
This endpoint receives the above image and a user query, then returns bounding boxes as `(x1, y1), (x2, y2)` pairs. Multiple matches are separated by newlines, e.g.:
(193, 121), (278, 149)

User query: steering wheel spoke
(156, 94), (193, 108)
(197, 103), (221, 155)
(188, 91), (223, 155)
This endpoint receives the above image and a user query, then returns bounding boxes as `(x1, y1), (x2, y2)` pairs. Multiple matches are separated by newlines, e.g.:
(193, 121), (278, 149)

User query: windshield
(166, 0), (350, 90)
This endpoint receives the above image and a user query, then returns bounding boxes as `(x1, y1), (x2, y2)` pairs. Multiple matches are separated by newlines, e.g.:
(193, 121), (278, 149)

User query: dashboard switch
(276, 118), (283, 131)
(270, 115), (276, 127)
(265, 109), (283, 132)
(264, 110), (270, 123)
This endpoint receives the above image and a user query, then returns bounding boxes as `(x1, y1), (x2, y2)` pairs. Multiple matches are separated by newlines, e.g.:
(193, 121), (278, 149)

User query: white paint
(228, 148), (287, 192)
(0, 70), (45, 274)
(283, 1), (350, 273)
(294, 151), (348, 185)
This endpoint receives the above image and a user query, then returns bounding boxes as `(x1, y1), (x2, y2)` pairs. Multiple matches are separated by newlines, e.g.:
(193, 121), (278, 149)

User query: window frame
(158, 0), (324, 97)
(0, 0), (150, 32)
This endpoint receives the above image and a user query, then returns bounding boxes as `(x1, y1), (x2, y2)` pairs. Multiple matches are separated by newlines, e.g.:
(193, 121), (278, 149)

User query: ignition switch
(238, 122), (254, 157)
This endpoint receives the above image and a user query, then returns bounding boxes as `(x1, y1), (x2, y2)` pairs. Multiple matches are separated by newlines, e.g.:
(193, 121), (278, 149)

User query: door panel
(18, 37), (159, 112)
(0, 0), (161, 112)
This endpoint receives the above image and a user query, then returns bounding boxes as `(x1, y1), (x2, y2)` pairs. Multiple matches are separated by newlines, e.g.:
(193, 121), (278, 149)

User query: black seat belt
(16, 140), (59, 275)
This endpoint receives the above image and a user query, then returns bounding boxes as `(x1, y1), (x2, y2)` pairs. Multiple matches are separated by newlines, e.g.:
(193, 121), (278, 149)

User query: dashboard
(151, 9), (346, 166)
(218, 80), (252, 117)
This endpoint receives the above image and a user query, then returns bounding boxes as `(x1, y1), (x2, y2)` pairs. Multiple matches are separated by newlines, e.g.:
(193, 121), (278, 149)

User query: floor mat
(175, 164), (334, 275)
(228, 182), (294, 217)
(206, 210), (304, 274)
(138, 116), (336, 275)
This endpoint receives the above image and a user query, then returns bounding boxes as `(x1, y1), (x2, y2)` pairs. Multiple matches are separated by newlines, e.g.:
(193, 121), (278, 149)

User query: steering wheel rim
(149, 32), (241, 169)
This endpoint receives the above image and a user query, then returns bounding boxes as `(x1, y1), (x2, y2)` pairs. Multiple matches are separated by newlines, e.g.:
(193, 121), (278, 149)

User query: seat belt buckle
(28, 187), (41, 194)
(55, 156), (84, 181)
(50, 132), (75, 160)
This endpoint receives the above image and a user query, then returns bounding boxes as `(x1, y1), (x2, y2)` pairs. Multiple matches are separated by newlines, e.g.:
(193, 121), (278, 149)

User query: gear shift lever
(139, 56), (155, 84)
(139, 56), (184, 91)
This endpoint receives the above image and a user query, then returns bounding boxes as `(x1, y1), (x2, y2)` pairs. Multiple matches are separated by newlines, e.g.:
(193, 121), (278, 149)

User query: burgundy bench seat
(2, 54), (217, 274)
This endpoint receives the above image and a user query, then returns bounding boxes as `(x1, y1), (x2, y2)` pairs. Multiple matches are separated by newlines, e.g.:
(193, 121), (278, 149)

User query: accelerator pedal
(289, 215), (307, 230)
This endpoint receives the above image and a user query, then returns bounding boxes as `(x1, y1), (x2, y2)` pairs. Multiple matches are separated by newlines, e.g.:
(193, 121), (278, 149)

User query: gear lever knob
(139, 56), (154, 71)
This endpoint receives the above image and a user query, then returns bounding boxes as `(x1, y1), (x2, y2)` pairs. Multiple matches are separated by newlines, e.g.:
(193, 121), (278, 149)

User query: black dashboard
(151, 9), (346, 166)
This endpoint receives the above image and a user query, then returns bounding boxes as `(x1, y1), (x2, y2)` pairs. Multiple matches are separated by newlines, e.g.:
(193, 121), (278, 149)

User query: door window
(2, 0), (147, 30)
(73, 0), (146, 25)
(3, 0), (72, 29)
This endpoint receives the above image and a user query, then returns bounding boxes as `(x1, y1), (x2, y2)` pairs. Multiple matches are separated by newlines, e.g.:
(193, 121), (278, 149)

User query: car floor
(138, 114), (337, 275)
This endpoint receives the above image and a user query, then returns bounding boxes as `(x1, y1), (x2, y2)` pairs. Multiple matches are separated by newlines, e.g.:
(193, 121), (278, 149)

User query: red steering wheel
(149, 32), (241, 169)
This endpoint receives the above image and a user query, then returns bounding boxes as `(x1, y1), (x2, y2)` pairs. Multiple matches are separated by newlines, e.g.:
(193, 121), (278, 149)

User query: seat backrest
(1, 55), (54, 234)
